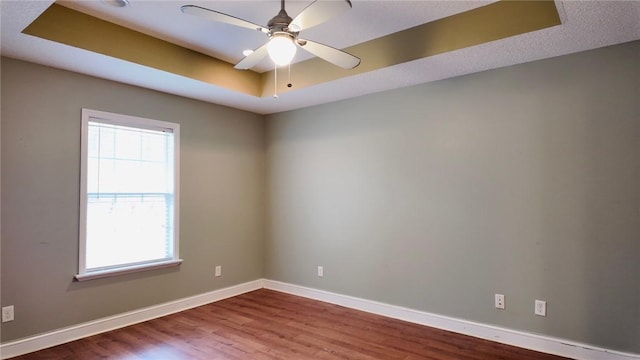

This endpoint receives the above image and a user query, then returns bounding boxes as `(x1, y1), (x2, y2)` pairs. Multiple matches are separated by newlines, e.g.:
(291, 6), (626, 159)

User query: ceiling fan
(181, 0), (361, 70)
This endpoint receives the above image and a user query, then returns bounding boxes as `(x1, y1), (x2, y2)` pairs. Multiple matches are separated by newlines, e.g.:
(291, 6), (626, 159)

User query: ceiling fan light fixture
(181, 1), (359, 70)
(267, 34), (297, 66)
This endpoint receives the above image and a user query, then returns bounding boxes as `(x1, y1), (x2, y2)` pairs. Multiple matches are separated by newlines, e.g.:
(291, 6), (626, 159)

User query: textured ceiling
(2, 1), (640, 114)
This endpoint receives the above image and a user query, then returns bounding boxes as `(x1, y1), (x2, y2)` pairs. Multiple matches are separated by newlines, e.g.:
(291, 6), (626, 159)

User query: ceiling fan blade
(234, 43), (269, 70)
(181, 5), (268, 33)
(290, 0), (352, 32)
(298, 39), (360, 69)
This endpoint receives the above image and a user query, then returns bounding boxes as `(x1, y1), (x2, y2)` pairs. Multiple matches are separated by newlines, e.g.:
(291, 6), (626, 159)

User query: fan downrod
(267, 0), (298, 35)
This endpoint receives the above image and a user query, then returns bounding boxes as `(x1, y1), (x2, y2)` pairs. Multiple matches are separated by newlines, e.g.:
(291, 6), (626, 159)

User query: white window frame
(76, 109), (181, 281)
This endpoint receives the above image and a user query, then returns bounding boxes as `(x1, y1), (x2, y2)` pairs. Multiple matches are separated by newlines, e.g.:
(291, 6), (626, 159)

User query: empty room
(1, 0), (639, 359)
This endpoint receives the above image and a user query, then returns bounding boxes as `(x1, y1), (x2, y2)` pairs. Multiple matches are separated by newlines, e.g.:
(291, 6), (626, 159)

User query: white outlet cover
(2, 305), (15, 322)
(535, 300), (547, 316)
(495, 294), (505, 309)
(317, 266), (323, 277)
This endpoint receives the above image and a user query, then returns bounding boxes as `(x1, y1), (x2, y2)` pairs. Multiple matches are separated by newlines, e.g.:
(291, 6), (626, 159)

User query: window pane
(81, 112), (179, 276)
(86, 194), (172, 269)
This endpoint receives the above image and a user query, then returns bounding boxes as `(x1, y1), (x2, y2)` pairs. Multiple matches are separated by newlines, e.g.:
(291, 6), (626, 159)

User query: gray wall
(266, 41), (640, 353)
(1, 58), (266, 342)
(2, 41), (639, 354)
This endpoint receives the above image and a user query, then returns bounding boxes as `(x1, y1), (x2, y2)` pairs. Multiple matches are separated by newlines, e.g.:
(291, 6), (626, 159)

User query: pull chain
(273, 63), (278, 98)
(274, 62), (293, 98)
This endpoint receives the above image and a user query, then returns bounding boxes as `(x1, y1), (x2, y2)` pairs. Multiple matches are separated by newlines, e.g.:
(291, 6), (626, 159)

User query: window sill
(75, 259), (183, 282)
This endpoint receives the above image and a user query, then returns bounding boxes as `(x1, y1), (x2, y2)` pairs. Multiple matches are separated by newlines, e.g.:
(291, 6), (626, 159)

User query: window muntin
(77, 109), (180, 280)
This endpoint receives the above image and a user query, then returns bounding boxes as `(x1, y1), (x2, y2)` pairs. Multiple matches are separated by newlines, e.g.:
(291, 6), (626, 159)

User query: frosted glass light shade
(267, 35), (297, 66)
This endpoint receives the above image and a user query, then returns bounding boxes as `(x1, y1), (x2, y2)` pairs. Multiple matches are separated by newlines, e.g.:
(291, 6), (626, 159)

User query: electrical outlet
(495, 294), (505, 309)
(2, 306), (15, 323)
(535, 300), (546, 316)
(215, 265), (222, 277)
(317, 266), (323, 277)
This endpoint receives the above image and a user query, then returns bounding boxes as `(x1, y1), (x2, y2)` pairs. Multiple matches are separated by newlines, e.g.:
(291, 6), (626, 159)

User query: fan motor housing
(267, 9), (293, 31)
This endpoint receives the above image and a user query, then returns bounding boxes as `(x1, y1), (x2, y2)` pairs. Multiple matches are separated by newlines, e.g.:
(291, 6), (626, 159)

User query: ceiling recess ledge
(22, 3), (262, 97)
(264, 0), (562, 96)
(23, 0), (561, 98)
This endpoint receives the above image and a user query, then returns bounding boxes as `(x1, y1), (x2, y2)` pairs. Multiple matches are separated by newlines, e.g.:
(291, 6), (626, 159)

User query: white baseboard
(263, 279), (640, 360)
(0, 279), (263, 359)
(2, 279), (638, 360)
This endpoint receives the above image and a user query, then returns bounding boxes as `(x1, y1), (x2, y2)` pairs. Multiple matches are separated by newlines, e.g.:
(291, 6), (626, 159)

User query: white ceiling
(2, 0), (640, 115)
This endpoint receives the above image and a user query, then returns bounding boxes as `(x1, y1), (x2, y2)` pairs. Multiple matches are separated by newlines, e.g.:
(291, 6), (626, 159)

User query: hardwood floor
(13, 289), (569, 359)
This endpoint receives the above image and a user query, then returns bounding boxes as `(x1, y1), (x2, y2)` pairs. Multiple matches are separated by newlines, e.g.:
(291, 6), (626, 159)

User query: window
(76, 109), (181, 281)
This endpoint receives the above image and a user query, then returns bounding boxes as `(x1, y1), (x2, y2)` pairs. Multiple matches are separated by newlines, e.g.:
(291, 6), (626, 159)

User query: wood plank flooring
(12, 289), (570, 359)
